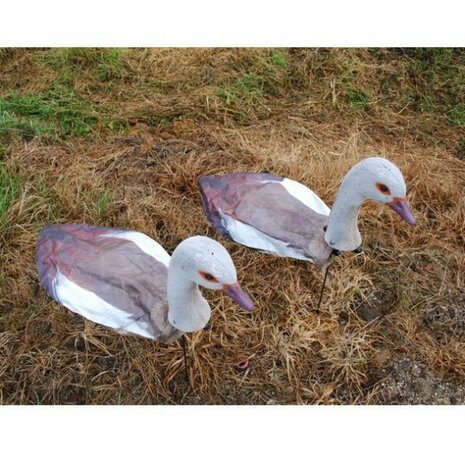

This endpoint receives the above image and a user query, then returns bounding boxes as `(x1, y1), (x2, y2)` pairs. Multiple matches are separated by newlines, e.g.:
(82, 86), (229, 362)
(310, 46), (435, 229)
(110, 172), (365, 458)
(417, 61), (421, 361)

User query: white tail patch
(218, 210), (316, 263)
(53, 270), (157, 340)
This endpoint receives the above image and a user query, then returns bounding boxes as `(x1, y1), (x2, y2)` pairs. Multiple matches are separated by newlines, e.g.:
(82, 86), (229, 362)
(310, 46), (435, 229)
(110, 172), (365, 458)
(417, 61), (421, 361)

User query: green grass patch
(338, 65), (371, 111)
(76, 188), (113, 220)
(95, 190), (110, 217)
(216, 51), (289, 121)
(410, 48), (455, 72)
(0, 86), (128, 143)
(217, 73), (266, 104)
(417, 94), (434, 113)
(447, 104), (465, 126)
(39, 48), (126, 83)
(0, 87), (100, 142)
(346, 89), (370, 110)
(271, 51), (287, 68)
(217, 73), (269, 121)
(406, 48), (465, 122)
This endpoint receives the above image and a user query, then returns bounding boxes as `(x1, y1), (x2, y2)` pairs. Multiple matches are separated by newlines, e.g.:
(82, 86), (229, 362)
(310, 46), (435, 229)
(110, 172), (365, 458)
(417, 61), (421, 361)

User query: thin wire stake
(316, 263), (331, 313)
(181, 335), (189, 382)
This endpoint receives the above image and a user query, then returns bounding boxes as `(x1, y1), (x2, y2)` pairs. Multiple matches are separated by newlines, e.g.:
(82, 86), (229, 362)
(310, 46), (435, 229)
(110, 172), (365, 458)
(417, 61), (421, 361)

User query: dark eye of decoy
(199, 271), (219, 283)
(376, 182), (391, 195)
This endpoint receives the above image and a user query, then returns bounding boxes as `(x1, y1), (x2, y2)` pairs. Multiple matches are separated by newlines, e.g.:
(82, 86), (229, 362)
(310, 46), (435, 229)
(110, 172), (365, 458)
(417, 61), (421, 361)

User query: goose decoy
(199, 157), (416, 306)
(36, 224), (254, 377)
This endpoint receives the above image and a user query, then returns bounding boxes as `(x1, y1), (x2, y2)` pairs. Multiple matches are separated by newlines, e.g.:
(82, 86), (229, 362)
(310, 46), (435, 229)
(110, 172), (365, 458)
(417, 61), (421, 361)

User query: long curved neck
(166, 264), (211, 333)
(324, 173), (365, 252)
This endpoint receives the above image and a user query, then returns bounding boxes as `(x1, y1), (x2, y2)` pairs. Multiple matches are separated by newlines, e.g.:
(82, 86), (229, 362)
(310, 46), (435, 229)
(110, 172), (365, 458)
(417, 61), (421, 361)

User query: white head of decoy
(167, 236), (254, 332)
(324, 157), (416, 252)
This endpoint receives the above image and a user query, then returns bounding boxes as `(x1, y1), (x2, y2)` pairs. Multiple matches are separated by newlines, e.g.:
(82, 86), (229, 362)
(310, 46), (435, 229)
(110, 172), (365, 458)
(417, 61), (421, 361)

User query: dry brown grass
(0, 48), (464, 404)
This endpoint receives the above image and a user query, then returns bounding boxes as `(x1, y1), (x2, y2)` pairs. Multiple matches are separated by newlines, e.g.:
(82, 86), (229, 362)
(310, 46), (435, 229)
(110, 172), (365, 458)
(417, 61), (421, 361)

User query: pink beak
(387, 199), (416, 226)
(223, 283), (254, 312)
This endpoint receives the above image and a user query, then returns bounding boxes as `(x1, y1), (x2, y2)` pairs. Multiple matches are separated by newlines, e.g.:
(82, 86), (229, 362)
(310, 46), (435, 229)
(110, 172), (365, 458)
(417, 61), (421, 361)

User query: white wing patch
(102, 231), (170, 267)
(280, 178), (331, 216)
(219, 210), (315, 262)
(53, 270), (157, 340)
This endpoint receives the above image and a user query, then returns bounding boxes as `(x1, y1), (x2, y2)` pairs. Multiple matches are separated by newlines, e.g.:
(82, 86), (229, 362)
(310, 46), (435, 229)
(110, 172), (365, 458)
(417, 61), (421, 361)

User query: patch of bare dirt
(422, 293), (465, 342)
(378, 358), (465, 405)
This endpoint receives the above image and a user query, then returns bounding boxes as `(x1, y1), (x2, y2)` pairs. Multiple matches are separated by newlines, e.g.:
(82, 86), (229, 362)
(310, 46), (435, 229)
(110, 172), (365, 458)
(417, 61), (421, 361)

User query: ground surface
(0, 48), (464, 404)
